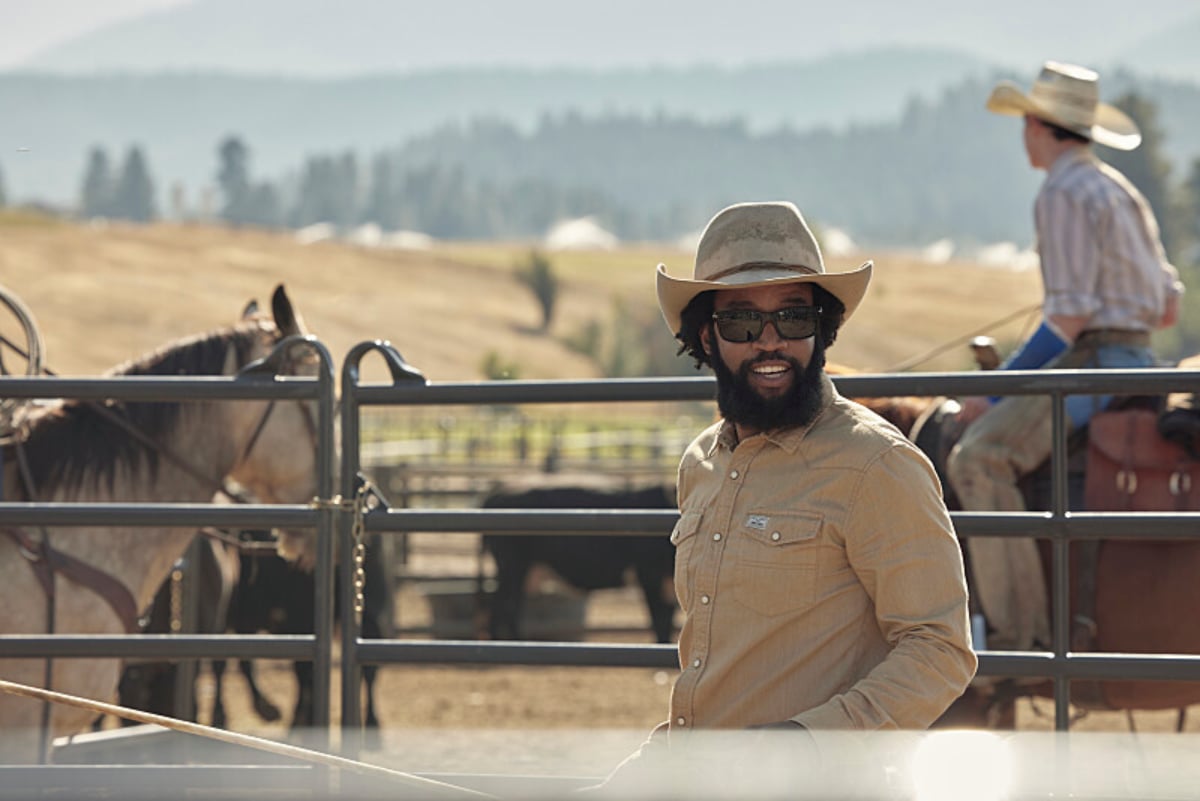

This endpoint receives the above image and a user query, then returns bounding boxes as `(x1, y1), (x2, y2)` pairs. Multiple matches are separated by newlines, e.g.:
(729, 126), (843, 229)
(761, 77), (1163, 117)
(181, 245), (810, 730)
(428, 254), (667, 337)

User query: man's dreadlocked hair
(674, 284), (846, 370)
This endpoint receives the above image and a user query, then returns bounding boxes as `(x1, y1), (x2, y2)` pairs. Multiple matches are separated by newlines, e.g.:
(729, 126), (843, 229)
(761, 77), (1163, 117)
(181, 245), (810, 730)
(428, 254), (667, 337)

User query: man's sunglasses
(711, 306), (823, 343)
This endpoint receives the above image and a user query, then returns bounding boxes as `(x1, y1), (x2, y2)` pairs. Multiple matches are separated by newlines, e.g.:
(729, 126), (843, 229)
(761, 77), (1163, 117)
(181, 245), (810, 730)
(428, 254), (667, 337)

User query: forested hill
(334, 72), (1200, 246)
(3, 64), (1200, 247)
(0, 48), (985, 206)
(386, 78), (1037, 245)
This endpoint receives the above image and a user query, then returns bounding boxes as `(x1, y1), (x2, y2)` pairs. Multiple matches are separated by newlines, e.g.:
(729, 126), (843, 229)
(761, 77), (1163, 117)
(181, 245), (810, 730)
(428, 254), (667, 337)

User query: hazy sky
(0, 0), (190, 68)
(2, 0), (1198, 75)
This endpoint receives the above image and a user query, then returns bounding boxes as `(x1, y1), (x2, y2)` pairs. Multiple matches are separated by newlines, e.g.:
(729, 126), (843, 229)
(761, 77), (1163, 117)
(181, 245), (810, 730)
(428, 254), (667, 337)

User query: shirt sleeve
(1037, 186), (1102, 321)
(1164, 260), (1185, 299)
(793, 444), (977, 730)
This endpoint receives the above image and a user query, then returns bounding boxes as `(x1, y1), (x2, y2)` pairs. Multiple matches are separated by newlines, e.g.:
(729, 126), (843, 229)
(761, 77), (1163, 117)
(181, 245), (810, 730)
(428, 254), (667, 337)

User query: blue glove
(989, 320), (1070, 403)
(1000, 320), (1070, 371)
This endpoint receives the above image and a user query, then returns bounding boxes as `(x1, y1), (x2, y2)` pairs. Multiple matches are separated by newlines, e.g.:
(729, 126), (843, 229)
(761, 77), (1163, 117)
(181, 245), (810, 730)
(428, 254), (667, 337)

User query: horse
(904, 390), (1200, 729)
(0, 285), (319, 760)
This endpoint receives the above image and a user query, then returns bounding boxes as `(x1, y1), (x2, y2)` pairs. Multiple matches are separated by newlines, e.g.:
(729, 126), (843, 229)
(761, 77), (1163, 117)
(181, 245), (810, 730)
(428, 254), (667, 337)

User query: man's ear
(700, 324), (714, 356)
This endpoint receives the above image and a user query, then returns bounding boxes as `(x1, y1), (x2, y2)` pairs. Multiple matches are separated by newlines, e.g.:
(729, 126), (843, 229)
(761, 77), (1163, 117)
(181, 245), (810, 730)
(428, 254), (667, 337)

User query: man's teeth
(753, 364), (788, 375)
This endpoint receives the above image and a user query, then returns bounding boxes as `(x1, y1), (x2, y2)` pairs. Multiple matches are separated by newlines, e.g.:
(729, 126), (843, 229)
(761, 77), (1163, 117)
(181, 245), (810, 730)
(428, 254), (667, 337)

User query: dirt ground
(170, 534), (1200, 780)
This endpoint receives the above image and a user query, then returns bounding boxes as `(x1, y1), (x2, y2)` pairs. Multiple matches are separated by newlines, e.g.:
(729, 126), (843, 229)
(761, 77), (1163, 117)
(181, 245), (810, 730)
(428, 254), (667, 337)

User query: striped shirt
(668, 374), (976, 731)
(1037, 147), (1183, 331)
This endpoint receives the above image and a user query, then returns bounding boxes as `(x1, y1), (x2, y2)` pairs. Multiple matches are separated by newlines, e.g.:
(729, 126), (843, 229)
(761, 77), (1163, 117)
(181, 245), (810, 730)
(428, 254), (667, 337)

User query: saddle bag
(1085, 409), (1199, 511)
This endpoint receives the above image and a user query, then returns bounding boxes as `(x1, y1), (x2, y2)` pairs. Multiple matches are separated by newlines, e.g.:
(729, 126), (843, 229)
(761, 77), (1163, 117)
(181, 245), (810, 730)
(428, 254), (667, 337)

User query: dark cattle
(481, 483), (677, 643)
(213, 529), (391, 734)
(116, 530), (390, 737)
(114, 536), (238, 724)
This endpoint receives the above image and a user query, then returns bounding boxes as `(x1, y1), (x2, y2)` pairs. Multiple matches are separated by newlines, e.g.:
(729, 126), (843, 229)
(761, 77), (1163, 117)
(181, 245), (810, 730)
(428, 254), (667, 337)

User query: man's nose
(754, 319), (786, 348)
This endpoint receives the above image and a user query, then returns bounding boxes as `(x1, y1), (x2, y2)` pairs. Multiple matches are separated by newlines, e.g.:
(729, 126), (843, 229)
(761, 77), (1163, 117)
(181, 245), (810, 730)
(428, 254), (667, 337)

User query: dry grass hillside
(0, 213), (1044, 381)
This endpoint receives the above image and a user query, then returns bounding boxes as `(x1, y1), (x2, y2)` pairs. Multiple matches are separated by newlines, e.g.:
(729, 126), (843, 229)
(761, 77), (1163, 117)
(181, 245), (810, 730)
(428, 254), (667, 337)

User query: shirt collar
(1046, 145), (1093, 182)
(710, 371), (836, 456)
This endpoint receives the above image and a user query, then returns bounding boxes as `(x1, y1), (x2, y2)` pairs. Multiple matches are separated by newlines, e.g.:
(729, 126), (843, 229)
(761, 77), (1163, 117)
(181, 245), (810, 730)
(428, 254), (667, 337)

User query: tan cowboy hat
(986, 61), (1141, 151)
(656, 201), (872, 335)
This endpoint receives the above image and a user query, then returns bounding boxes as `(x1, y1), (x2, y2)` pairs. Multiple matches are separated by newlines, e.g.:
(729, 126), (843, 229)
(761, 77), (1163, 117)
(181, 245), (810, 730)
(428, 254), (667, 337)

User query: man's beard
(712, 338), (826, 432)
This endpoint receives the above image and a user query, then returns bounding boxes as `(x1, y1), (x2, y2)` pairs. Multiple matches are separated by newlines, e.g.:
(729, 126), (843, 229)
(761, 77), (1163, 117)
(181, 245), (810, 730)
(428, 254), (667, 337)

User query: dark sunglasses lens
(715, 314), (762, 342)
(714, 308), (819, 341)
(774, 310), (818, 339)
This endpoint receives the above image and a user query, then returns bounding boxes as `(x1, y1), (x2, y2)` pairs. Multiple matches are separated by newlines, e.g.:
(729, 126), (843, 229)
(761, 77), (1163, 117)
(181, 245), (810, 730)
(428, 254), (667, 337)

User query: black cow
(480, 483), (678, 643)
(213, 529), (391, 735)
(115, 530), (390, 738)
(114, 536), (238, 725)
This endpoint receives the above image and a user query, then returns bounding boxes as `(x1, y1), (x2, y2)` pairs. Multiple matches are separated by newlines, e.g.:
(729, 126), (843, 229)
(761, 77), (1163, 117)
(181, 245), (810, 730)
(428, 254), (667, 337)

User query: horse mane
(9, 320), (277, 498)
(827, 361), (931, 436)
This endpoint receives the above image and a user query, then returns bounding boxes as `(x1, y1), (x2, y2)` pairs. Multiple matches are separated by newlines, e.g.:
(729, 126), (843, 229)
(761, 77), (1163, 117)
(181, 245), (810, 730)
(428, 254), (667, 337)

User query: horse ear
(271, 284), (306, 337)
(241, 299), (260, 320)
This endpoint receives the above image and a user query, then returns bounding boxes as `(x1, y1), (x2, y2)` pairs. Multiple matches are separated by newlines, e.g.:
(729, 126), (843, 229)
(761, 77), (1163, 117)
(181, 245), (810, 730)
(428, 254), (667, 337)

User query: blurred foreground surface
(3, 727), (1199, 800)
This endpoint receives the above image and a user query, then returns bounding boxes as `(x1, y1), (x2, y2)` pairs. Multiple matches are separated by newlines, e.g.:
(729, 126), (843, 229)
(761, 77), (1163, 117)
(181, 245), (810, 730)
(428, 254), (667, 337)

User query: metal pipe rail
(338, 341), (1200, 736)
(354, 367), (1200, 405)
(0, 634), (313, 660)
(0, 502), (314, 528)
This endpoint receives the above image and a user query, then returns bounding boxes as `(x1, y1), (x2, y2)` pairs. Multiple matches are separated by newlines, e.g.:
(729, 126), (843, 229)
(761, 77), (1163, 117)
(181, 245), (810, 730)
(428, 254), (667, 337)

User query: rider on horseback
(949, 61), (1184, 652)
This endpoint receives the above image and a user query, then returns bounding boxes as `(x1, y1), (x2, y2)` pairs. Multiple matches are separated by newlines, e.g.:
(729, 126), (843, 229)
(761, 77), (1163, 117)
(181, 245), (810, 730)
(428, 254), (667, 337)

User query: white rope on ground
(0, 677), (495, 799)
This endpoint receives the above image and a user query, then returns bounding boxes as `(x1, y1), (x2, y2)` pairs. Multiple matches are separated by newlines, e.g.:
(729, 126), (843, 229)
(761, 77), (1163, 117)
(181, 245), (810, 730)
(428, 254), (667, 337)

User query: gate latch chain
(310, 480), (379, 624)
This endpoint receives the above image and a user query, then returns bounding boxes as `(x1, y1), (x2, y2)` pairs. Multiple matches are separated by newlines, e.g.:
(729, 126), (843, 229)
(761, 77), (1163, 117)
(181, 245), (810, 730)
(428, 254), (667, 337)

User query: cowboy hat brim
(986, 81), (1142, 151)
(656, 261), (873, 336)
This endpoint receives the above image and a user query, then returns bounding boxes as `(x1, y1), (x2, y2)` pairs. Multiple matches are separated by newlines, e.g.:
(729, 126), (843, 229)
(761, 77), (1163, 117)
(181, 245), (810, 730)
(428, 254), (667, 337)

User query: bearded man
(587, 201), (976, 796)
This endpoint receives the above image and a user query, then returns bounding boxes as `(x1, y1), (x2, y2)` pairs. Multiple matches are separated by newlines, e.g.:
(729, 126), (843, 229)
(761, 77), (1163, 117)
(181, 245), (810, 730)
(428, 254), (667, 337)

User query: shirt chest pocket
(733, 512), (822, 616)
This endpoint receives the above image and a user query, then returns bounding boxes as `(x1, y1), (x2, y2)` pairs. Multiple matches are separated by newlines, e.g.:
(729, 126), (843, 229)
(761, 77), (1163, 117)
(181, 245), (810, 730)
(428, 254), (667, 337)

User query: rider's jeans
(946, 342), (1156, 651)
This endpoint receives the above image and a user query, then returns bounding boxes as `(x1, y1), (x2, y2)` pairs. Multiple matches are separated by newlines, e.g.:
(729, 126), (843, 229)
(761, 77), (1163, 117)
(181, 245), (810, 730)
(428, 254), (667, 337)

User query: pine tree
(216, 136), (252, 225)
(290, 153), (358, 228)
(80, 146), (114, 219)
(1183, 157), (1200, 267)
(246, 182), (283, 228)
(515, 249), (559, 332)
(364, 154), (398, 228)
(111, 146), (157, 222)
(332, 151), (359, 227)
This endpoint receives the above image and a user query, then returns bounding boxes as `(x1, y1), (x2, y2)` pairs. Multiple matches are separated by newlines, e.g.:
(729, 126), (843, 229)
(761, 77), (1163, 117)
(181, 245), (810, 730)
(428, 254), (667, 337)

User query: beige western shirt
(668, 374), (976, 731)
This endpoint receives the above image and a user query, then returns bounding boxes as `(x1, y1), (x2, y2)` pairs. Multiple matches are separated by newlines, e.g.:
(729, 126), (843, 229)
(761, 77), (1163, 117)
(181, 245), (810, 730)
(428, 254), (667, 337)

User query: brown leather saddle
(910, 395), (1197, 516)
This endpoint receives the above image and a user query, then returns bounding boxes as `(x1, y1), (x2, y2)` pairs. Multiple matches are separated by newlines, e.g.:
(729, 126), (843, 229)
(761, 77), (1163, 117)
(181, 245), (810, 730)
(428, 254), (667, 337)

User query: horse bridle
(229, 386), (320, 497)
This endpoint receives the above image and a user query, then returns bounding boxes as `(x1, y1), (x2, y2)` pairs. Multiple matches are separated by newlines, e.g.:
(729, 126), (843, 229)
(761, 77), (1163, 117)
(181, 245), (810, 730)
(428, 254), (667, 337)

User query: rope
(0, 677), (495, 799)
(885, 303), (1042, 372)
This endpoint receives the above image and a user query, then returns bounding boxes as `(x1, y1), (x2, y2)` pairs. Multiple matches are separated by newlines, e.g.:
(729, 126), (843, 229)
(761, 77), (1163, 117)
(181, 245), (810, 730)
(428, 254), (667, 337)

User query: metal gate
(5, 335), (1200, 775)
(337, 343), (1200, 738)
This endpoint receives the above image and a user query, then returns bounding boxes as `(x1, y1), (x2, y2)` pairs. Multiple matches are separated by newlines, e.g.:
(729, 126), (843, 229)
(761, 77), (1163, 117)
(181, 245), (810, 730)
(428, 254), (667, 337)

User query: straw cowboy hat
(656, 201), (872, 335)
(986, 61), (1141, 151)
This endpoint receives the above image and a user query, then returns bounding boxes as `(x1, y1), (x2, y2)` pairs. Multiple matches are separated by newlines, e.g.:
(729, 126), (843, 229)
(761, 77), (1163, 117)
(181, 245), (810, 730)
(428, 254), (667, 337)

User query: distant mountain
(17, 0), (1200, 77)
(3, 56), (1199, 248)
(1120, 15), (1200, 81)
(0, 50), (993, 206)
